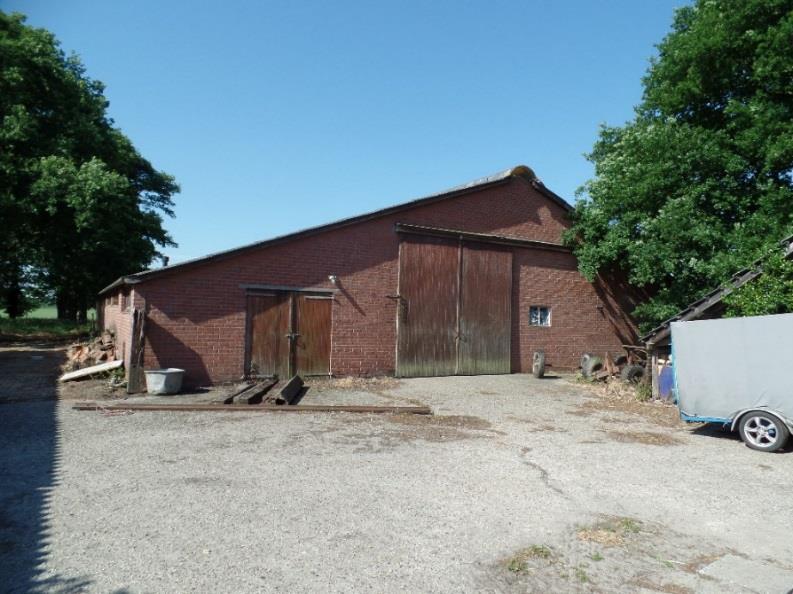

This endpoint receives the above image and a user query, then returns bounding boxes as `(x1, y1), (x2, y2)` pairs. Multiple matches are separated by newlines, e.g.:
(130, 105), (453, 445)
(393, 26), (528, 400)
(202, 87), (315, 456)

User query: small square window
(529, 306), (551, 327)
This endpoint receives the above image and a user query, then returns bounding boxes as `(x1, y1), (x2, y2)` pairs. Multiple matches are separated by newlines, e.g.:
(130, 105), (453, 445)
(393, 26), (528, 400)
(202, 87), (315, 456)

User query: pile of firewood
(65, 331), (115, 371)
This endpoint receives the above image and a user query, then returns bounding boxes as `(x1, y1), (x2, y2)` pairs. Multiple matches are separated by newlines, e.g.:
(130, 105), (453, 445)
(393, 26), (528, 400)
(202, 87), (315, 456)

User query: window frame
(528, 305), (552, 327)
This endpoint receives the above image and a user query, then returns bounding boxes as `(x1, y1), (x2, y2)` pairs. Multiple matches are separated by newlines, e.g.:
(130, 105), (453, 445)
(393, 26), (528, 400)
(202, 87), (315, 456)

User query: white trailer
(671, 313), (793, 452)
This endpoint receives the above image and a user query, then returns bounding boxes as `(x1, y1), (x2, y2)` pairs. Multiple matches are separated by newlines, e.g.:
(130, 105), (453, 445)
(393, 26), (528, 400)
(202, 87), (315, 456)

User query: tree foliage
(566, 0), (793, 331)
(0, 12), (178, 318)
(724, 247), (793, 316)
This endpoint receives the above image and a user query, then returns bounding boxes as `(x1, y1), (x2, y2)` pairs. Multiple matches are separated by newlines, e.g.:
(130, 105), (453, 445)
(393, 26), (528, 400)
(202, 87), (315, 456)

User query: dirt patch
(379, 414), (500, 445)
(58, 378), (124, 401)
(494, 516), (730, 593)
(507, 416), (569, 432)
(296, 413), (498, 453)
(572, 378), (684, 428)
(311, 376), (401, 394)
(602, 430), (683, 446)
(388, 414), (492, 431)
(629, 577), (694, 594)
(680, 553), (725, 574)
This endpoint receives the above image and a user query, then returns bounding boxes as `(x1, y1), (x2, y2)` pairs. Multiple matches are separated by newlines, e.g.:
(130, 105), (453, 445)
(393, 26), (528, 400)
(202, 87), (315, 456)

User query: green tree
(566, 0), (793, 331)
(0, 12), (178, 319)
(724, 247), (793, 316)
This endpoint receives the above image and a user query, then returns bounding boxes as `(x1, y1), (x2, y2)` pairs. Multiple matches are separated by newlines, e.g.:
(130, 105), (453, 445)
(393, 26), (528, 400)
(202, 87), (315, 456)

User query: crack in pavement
(517, 445), (568, 497)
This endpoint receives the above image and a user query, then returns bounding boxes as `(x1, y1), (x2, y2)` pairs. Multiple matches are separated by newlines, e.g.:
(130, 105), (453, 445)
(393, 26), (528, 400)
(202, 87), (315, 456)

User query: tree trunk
(56, 293), (77, 321)
(4, 283), (23, 318)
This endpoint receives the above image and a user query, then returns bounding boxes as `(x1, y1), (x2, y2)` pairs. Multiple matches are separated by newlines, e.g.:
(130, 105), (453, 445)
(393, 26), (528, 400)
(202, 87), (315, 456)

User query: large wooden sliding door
(396, 237), (460, 377)
(457, 243), (512, 375)
(246, 291), (332, 378)
(396, 237), (512, 377)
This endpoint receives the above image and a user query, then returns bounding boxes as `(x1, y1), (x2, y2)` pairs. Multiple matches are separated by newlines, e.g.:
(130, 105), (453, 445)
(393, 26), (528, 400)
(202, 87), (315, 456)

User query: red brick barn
(99, 166), (636, 386)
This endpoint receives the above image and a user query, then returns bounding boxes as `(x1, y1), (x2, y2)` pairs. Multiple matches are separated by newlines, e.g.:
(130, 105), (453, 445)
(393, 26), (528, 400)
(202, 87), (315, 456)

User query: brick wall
(128, 176), (635, 385)
(100, 287), (137, 373)
(512, 250), (636, 372)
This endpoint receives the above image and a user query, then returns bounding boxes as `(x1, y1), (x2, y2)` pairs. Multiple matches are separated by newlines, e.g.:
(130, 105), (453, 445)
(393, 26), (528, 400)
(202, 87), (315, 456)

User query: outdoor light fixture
(328, 275), (339, 286)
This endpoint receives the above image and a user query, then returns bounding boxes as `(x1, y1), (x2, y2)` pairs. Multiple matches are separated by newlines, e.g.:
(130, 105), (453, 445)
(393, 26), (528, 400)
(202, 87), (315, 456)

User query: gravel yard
(2, 348), (793, 593)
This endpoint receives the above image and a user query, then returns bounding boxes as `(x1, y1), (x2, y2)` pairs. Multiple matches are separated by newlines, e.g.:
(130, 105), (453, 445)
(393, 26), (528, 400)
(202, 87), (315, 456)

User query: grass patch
(577, 516), (642, 547)
(575, 566), (590, 583)
(0, 317), (94, 340)
(1, 303), (97, 341)
(635, 382), (652, 402)
(505, 544), (555, 573)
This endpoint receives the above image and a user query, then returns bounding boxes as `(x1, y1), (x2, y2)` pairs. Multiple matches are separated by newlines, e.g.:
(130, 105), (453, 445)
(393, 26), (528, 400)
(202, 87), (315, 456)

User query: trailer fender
(730, 408), (793, 432)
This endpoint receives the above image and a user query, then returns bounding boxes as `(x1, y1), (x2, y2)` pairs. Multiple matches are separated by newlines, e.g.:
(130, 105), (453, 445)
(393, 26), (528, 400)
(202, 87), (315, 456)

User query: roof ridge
(99, 164), (570, 294)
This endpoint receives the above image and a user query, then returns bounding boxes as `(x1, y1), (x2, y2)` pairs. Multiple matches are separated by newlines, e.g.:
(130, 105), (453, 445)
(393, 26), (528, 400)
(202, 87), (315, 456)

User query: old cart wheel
(532, 350), (546, 378)
(620, 364), (645, 384)
(738, 412), (789, 452)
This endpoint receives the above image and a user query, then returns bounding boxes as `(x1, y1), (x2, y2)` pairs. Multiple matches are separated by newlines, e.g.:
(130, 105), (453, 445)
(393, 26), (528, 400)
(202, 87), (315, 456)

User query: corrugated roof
(99, 165), (571, 295)
(641, 234), (793, 345)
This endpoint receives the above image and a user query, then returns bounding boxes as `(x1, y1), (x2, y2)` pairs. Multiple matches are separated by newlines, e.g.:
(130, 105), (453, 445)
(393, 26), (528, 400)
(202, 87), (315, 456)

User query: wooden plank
(605, 352), (615, 376)
(72, 403), (432, 414)
(394, 223), (571, 253)
(127, 309), (146, 394)
(60, 360), (122, 382)
(222, 382), (255, 404)
(242, 379), (278, 405)
(277, 375), (304, 405)
(650, 350), (660, 398)
(222, 379), (278, 404)
(457, 242), (512, 375)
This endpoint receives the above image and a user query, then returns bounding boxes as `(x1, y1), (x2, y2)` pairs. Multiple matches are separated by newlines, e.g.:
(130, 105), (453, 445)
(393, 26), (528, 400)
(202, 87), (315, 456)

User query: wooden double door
(246, 291), (332, 378)
(396, 236), (513, 377)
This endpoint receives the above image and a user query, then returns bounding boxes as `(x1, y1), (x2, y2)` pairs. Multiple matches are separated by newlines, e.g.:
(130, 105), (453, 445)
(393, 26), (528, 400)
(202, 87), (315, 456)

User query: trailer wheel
(738, 412), (789, 452)
(620, 364), (645, 384)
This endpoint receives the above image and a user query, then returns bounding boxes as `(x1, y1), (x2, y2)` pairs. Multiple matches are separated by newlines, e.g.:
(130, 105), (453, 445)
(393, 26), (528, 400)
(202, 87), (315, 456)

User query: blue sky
(7, 0), (686, 264)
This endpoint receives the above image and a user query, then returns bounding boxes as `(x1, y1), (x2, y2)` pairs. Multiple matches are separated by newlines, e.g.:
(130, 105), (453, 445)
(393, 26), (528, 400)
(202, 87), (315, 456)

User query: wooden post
(127, 308), (147, 394)
(648, 342), (659, 399)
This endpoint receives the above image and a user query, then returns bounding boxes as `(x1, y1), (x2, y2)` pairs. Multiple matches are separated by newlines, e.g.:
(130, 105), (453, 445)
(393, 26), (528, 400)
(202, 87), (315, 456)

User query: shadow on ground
(0, 345), (92, 592)
(690, 422), (793, 453)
